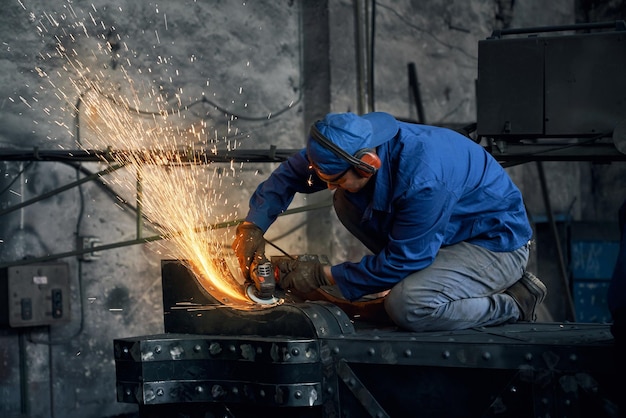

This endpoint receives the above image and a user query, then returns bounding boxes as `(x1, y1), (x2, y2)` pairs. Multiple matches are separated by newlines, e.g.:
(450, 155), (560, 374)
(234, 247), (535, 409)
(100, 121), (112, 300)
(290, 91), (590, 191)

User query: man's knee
(384, 282), (437, 331)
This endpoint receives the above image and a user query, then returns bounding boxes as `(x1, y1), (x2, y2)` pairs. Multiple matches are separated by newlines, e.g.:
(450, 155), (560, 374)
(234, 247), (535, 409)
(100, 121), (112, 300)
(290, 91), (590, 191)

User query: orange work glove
(231, 223), (265, 279)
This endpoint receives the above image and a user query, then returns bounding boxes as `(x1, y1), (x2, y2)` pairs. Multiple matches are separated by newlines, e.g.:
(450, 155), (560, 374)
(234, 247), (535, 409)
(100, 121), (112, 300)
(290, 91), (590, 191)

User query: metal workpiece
(114, 261), (619, 417)
(161, 259), (355, 338)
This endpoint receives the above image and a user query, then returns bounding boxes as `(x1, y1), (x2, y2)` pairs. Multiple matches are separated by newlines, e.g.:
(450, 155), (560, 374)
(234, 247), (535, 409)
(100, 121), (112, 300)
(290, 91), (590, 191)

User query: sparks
(27, 4), (259, 309)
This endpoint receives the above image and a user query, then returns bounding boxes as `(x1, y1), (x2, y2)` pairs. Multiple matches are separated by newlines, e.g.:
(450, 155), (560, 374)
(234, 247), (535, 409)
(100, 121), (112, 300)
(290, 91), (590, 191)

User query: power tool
(246, 260), (279, 304)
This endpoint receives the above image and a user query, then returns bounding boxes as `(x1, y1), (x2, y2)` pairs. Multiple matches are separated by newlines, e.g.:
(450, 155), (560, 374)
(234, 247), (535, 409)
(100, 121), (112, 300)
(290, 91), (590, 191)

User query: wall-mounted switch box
(0, 262), (71, 328)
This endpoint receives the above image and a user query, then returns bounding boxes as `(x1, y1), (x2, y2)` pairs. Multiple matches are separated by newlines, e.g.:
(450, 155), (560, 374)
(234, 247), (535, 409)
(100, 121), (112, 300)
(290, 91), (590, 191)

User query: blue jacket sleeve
(245, 149), (327, 232)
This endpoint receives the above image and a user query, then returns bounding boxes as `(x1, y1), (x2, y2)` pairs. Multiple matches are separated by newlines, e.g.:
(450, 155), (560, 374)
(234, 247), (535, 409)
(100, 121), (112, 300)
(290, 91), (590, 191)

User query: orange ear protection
(310, 124), (381, 178)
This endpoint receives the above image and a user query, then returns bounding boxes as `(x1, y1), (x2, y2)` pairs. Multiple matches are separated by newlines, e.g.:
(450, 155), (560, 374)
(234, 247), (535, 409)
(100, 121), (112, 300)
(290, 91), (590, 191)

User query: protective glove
(275, 258), (332, 293)
(231, 223), (265, 278)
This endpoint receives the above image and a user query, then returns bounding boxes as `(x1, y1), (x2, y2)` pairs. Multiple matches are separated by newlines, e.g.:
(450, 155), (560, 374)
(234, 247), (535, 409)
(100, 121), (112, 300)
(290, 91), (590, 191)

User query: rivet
(404, 349), (412, 357)
(367, 347), (375, 356)
(211, 384), (226, 399)
(195, 386), (204, 394)
(294, 390), (302, 399)
(564, 399), (571, 406)
(442, 350), (450, 359)
(510, 386), (517, 393)
(569, 354), (577, 362)
(332, 346), (340, 354)
(335, 310), (342, 316)
(125, 388), (131, 396)
(483, 352), (491, 360)
(209, 342), (221, 355)
(291, 348), (300, 356)
(349, 378), (356, 387)
(326, 387), (334, 394)
(193, 344), (201, 353)
(525, 353), (533, 362)
(154, 345), (162, 354)
(229, 345), (236, 353)
(541, 397), (549, 405)
(376, 412), (384, 418)
(156, 388), (164, 397)
(232, 387), (239, 395)
(259, 389), (266, 397)
(122, 346), (129, 354)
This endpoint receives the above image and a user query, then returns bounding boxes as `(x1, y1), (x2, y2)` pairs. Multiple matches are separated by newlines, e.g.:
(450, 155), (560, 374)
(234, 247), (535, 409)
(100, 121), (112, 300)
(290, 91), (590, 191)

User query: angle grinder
(246, 260), (279, 304)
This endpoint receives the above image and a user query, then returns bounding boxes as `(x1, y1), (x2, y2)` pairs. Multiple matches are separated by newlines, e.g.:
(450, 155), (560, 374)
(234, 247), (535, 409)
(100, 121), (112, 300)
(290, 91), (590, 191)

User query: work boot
(505, 271), (547, 321)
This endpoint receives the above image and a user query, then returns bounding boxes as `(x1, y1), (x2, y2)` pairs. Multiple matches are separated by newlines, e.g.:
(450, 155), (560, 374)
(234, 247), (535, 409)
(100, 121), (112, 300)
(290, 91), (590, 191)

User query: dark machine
(476, 21), (626, 162)
(114, 22), (625, 417)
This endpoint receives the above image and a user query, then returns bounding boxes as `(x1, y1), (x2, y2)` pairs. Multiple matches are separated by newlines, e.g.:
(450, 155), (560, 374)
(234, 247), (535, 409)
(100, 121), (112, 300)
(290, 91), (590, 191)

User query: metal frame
(113, 261), (619, 417)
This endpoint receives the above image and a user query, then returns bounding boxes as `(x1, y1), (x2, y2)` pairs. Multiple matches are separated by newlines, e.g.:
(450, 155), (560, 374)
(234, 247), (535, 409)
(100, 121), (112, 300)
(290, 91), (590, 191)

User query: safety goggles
(309, 162), (351, 186)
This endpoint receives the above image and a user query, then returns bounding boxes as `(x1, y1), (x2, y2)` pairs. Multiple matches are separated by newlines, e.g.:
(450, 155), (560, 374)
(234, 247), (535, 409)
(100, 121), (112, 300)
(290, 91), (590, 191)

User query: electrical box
(0, 262), (71, 328)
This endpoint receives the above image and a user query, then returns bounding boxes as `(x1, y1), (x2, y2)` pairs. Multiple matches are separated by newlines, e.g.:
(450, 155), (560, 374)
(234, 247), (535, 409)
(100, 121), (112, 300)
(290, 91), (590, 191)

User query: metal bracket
(77, 236), (102, 261)
(337, 359), (390, 418)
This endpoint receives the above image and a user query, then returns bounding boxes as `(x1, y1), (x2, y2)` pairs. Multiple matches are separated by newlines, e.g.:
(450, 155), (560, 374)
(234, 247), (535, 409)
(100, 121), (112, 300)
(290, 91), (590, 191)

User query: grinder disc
(246, 284), (279, 305)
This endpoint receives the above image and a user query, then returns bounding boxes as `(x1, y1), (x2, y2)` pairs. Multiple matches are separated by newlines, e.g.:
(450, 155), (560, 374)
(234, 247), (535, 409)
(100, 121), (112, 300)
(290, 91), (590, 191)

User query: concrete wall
(0, 1), (624, 417)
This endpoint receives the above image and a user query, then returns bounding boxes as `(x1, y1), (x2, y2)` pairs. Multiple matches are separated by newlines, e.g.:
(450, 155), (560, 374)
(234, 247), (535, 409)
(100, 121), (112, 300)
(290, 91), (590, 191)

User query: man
(233, 111), (547, 331)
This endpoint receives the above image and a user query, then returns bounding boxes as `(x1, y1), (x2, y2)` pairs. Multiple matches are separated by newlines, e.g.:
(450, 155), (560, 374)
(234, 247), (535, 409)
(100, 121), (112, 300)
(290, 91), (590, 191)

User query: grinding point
(246, 283), (279, 305)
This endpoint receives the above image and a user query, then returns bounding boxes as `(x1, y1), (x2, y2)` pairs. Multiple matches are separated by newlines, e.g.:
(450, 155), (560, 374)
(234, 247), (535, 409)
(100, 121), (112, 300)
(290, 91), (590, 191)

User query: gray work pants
(333, 189), (529, 332)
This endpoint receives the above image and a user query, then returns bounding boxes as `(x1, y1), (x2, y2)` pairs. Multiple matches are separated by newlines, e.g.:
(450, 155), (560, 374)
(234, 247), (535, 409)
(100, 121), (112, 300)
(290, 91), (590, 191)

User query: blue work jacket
(246, 122), (533, 300)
